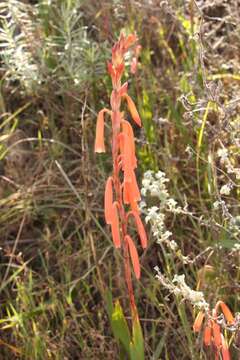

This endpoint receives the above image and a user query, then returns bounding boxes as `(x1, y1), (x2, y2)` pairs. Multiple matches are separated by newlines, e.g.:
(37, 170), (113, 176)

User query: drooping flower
(215, 301), (234, 325)
(123, 174), (141, 211)
(94, 109), (106, 153)
(127, 210), (147, 249)
(203, 322), (212, 346)
(123, 93), (141, 126)
(104, 177), (114, 224)
(212, 321), (222, 349)
(94, 108), (111, 153)
(121, 119), (137, 168)
(118, 132), (136, 180)
(125, 234), (140, 279)
(111, 202), (121, 248)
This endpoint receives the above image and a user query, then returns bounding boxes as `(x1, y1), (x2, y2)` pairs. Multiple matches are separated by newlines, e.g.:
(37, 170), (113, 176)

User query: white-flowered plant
(140, 170), (183, 250)
(155, 267), (209, 310)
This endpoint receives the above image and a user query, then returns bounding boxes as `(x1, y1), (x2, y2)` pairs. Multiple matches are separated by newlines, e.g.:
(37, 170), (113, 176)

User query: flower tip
(95, 146), (105, 153)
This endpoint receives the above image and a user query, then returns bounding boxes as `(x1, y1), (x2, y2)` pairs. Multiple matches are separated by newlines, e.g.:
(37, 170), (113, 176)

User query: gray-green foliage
(0, 0), (108, 94)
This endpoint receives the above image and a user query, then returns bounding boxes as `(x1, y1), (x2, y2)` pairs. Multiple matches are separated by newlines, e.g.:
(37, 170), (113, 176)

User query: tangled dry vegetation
(0, 0), (239, 359)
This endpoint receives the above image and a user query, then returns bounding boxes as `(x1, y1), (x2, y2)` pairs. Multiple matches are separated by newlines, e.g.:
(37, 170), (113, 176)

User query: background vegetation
(0, 0), (239, 359)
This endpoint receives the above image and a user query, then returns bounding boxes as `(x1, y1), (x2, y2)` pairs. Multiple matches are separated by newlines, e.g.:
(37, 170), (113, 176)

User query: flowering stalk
(95, 33), (147, 320)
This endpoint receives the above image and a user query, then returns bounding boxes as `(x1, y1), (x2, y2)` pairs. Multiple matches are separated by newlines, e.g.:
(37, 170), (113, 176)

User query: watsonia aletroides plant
(94, 32), (147, 337)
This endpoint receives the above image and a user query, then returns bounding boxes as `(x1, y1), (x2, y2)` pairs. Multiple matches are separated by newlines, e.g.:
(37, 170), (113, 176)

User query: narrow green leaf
(104, 288), (114, 320)
(111, 301), (131, 356)
(130, 315), (144, 360)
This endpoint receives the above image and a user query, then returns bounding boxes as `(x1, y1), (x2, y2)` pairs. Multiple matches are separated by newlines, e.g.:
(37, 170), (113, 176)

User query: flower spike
(95, 33), (147, 324)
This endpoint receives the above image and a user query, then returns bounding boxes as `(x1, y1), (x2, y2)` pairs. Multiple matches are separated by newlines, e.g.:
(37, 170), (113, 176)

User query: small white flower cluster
(220, 183), (232, 196)
(140, 170), (182, 250)
(217, 147), (240, 184)
(217, 148), (229, 164)
(232, 243), (240, 252)
(155, 267), (209, 310)
(172, 274), (209, 309)
(141, 171), (181, 212)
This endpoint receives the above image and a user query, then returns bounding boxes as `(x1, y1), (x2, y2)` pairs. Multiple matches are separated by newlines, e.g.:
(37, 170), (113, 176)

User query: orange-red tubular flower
(118, 132), (135, 177)
(203, 322), (212, 346)
(123, 94), (141, 127)
(212, 321), (222, 349)
(111, 202), (121, 248)
(123, 181), (139, 213)
(95, 109), (107, 153)
(127, 210), (147, 249)
(193, 311), (205, 333)
(124, 170), (141, 200)
(121, 120), (137, 168)
(104, 177), (114, 225)
(123, 134), (134, 183)
(123, 174), (141, 214)
(215, 301), (235, 325)
(125, 234), (140, 279)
